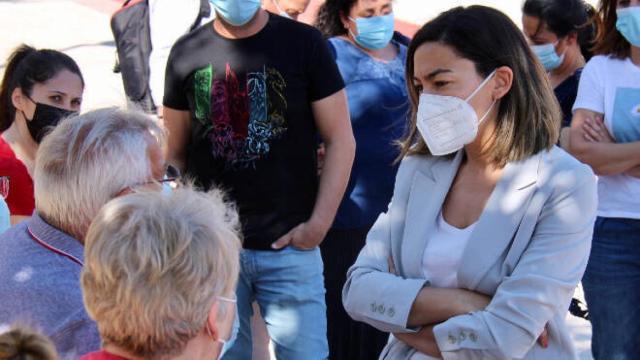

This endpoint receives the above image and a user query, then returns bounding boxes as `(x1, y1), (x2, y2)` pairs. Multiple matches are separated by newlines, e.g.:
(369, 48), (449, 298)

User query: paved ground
(0, 0), (593, 358)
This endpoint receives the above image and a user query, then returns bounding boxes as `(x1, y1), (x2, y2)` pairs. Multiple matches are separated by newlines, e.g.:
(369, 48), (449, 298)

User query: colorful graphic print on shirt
(612, 87), (640, 143)
(193, 63), (288, 167)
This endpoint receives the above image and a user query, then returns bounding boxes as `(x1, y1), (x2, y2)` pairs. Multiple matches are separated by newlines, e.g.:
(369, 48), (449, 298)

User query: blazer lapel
(458, 152), (542, 290)
(401, 152), (463, 278)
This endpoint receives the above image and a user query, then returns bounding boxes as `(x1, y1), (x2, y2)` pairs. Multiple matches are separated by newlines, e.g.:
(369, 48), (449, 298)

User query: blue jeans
(582, 217), (640, 360)
(222, 246), (328, 360)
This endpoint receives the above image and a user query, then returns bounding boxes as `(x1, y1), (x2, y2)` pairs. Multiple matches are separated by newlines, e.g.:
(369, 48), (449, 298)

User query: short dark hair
(400, 6), (560, 166)
(0, 44), (84, 132)
(592, 0), (631, 58)
(522, 0), (598, 60)
(315, 0), (358, 38)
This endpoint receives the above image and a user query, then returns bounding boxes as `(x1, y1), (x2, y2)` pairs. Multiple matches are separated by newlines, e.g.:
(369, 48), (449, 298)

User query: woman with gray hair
(0, 107), (166, 358)
(80, 187), (242, 360)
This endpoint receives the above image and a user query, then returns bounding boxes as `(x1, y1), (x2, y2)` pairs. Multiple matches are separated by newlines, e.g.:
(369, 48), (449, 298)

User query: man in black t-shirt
(163, 1), (354, 358)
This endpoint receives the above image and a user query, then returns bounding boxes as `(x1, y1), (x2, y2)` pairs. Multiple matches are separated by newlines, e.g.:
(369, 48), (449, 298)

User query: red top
(0, 135), (34, 216)
(80, 350), (129, 360)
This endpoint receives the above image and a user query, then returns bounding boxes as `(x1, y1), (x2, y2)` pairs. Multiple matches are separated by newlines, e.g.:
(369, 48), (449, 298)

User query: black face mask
(22, 101), (77, 144)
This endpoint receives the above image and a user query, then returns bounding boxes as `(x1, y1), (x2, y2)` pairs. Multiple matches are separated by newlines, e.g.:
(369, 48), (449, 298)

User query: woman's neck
(2, 117), (37, 175)
(462, 109), (505, 172)
(549, 47), (584, 88)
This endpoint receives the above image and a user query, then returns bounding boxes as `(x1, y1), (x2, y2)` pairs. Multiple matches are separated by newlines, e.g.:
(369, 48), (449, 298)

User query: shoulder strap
(190, 0), (211, 31)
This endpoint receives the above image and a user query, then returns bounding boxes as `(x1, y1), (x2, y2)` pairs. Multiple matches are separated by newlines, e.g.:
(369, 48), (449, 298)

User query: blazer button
(387, 307), (396, 317)
(459, 331), (467, 342)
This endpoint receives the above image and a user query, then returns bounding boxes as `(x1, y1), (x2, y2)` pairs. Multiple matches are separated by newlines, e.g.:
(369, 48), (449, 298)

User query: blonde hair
(81, 187), (242, 359)
(34, 107), (165, 240)
(0, 326), (57, 360)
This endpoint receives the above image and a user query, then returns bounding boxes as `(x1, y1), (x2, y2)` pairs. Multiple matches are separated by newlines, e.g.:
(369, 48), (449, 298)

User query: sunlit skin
(262, 0), (310, 20)
(339, 0), (397, 61)
(522, 15), (584, 88)
(4, 69), (83, 224)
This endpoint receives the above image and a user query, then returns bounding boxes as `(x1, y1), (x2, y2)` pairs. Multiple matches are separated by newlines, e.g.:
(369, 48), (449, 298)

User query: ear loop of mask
(551, 40), (568, 63)
(18, 94), (36, 122)
(347, 17), (358, 41)
(206, 295), (237, 345)
(273, 0), (291, 18)
(465, 69), (498, 125)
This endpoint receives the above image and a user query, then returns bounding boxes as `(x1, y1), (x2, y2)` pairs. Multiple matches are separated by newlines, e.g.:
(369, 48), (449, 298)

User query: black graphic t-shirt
(164, 14), (345, 250)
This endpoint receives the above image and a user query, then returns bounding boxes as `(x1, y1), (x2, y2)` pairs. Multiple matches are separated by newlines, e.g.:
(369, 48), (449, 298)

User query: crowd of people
(0, 0), (638, 359)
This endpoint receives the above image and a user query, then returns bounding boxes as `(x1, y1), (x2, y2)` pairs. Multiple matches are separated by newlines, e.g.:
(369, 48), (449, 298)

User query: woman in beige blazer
(342, 6), (598, 360)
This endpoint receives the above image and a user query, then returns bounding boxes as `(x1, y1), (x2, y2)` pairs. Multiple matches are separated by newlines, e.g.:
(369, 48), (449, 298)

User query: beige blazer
(343, 147), (597, 360)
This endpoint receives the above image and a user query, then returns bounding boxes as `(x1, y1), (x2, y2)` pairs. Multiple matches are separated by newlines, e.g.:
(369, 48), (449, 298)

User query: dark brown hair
(0, 44), (84, 132)
(400, 6), (560, 166)
(591, 0), (631, 58)
(315, 0), (358, 38)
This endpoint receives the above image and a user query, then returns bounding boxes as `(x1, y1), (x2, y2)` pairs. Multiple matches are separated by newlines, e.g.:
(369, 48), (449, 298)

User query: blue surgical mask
(616, 7), (640, 47)
(348, 13), (395, 50)
(531, 41), (565, 71)
(209, 0), (261, 27)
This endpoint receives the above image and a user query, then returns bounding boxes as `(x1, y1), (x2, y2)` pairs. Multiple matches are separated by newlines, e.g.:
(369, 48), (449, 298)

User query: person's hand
(388, 256), (398, 275)
(537, 324), (549, 348)
(271, 219), (328, 250)
(582, 115), (614, 143)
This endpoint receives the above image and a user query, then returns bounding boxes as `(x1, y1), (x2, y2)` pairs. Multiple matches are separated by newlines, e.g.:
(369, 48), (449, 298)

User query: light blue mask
(616, 7), (640, 47)
(531, 42), (565, 71)
(349, 13), (395, 50)
(209, 0), (261, 27)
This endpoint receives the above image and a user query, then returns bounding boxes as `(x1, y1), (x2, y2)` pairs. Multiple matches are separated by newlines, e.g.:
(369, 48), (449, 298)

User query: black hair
(523, 0), (598, 60)
(315, 0), (358, 38)
(0, 44), (84, 132)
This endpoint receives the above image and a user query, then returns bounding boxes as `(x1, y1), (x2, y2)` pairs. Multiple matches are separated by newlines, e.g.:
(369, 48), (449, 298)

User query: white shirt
(573, 55), (640, 219)
(410, 212), (476, 360)
(148, 0), (214, 107)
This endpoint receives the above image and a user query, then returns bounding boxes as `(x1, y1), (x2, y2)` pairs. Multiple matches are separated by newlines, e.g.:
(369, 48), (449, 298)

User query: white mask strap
(465, 69), (497, 102)
(478, 100), (497, 125)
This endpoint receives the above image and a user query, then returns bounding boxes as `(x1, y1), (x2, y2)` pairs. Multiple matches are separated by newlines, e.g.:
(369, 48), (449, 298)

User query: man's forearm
(309, 136), (355, 231)
(160, 108), (191, 173)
